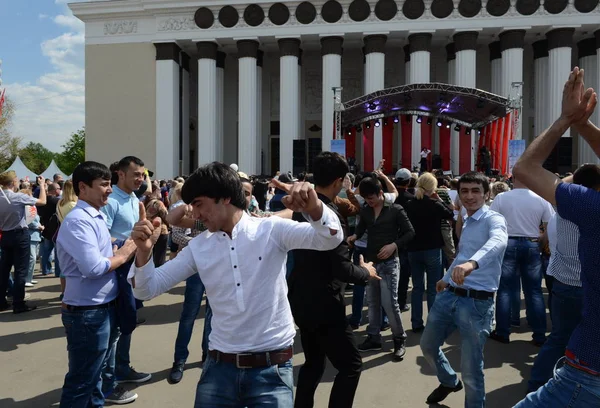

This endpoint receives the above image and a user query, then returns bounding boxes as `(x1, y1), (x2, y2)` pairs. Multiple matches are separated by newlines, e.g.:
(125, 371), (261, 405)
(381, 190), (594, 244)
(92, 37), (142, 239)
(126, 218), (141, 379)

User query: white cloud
(5, 7), (85, 152)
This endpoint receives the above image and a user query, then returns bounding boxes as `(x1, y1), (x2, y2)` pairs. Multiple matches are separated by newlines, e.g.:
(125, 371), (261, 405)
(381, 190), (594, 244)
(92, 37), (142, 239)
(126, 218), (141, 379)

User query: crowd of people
(0, 68), (598, 407)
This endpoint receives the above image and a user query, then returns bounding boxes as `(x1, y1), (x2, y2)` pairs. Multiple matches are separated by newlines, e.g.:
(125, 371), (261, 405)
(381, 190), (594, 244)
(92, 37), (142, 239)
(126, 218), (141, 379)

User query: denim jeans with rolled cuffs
(496, 238), (546, 343)
(194, 354), (294, 407)
(420, 290), (494, 408)
(366, 257), (407, 343)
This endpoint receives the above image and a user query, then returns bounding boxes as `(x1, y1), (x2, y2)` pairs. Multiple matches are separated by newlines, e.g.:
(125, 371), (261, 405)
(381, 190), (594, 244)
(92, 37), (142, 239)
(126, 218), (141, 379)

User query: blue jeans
(174, 273), (211, 363)
(496, 238), (546, 343)
(0, 229), (30, 307)
(194, 355), (294, 407)
(366, 257), (406, 342)
(515, 363), (600, 407)
(528, 281), (583, 392)
(28, 242), (39, 283)
(420, 290), (494, 408)
(408, 248), (443, 330)
(40, 238), (61, 277)
(349, 247), (388, 328)
(60, 305), (119, 408)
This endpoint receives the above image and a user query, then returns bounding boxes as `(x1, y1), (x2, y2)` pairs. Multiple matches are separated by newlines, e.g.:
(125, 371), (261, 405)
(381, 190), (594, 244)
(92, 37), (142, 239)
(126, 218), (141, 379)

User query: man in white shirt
(420, 147), (431, 173)
(489, 179), (554, 346)
(129, 162), (343, 407)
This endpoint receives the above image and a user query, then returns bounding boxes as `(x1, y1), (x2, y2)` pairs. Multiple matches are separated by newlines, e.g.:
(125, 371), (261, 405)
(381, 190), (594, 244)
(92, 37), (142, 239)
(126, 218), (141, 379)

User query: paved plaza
(1, 276), (545, 407)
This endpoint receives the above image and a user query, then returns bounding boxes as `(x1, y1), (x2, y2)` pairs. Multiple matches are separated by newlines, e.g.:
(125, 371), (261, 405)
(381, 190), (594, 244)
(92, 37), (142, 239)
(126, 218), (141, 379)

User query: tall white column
(490, 42), (502, 96)
(181, 53), (190, 175)
(547, 28), (575, 138)
(409, 33), (432, 169)
(455, 32), (478, 173)
(446, 43), (459, 174)
(196, 42), (218, 167)
(364, 34), (387, 170)
(278, 38), (301, 174)
(500, 30), (525, 141)
(155, 43), (181, 179)
(256, 50), (263, 173)
(321, 36), (343, 154)
(216, 52), (225, 163)
(237, 40), (260, 175)
(533, 40), (549, 141)
(578, 38), (598, 165)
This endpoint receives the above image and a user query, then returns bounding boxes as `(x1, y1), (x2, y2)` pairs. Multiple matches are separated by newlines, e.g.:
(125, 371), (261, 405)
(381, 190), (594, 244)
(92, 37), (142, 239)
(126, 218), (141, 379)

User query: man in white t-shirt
(489, 178), (554, 345)
(420, 148), (431, 173)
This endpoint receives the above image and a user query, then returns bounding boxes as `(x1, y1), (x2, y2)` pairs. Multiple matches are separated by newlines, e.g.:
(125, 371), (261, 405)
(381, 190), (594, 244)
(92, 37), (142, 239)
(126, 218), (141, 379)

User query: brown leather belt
(208, 346), (293, 369)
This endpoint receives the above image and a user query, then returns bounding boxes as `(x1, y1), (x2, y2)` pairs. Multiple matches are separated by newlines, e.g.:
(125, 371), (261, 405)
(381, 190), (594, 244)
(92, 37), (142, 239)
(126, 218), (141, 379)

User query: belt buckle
(236, 353), (253, 369)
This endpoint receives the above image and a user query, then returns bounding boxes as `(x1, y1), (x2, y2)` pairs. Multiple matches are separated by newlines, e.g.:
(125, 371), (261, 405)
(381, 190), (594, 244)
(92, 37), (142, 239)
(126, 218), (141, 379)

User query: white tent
(4, 156), (38, 181)
(40, 160), (68, 180)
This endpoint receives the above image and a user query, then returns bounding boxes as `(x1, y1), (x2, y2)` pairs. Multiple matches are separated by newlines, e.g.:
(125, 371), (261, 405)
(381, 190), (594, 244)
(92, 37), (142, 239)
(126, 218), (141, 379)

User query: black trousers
(295, 322), (362, 408)
(0, 229), (30, 308)
(398, 250), (412, 309)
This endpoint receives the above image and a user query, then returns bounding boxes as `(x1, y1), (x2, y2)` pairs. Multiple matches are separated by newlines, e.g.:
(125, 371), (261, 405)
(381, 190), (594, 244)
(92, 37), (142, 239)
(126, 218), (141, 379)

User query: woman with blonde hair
(56, 180), (78, 299)
(404, 172), (454, 332)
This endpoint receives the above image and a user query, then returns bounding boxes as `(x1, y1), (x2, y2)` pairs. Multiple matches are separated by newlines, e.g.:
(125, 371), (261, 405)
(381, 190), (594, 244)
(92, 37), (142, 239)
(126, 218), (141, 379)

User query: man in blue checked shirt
(513, 67), (600, 408)
(419, 171), (508, 408)
(56, 161), (138, 406)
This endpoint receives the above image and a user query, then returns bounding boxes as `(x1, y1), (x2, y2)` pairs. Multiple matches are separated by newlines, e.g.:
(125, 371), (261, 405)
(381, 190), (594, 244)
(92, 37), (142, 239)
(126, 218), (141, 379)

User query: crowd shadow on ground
(0, 387), (61, 408)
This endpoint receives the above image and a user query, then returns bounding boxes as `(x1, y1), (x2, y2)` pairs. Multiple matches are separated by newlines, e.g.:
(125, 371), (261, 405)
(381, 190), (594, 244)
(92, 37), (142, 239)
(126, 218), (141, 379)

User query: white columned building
(408, 33), (432, 169)
(321, 36), (343, 155)
(155, 43), (181, 179)
(364, 34), (387, 169)
(446, 43), (458, 174)
(499, 30), (525, 141)
(577, 37), (598, 165)
(547, 28), (575, 138)
(216, 52), (225, 163)
(454, 32), (478, 172)
(237, 40), (260, 175)
(278, 38), (301, 174)
(197, 42), (218, 166)
(533, 40), (548, 140)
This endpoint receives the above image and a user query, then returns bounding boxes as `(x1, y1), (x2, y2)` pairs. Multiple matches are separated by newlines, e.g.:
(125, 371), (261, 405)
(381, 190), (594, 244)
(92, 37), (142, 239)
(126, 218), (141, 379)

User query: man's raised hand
(132, 202), (162, 252)
(562, 67), (598, 125)
(271, 178), (321, 214)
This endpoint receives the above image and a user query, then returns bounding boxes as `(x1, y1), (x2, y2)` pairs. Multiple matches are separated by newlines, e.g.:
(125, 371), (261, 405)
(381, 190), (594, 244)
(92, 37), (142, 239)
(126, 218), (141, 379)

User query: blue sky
(1, 0), (88, 151)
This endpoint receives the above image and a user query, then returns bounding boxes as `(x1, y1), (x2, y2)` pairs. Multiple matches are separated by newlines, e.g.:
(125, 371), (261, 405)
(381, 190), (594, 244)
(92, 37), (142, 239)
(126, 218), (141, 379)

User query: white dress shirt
(129, 206), (343, 354)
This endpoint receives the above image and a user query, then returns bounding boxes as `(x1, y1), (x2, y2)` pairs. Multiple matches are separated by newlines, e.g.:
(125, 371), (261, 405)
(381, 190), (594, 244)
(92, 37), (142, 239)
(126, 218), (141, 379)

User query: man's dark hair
(573, 164), (600, 190)
(458, 171), (490, 194)
(408, 176), (417, 189)
(312, 152), (349, 188)
(118, 156), (144, 172)
(182, 162), (246, 210)
(72, 161), (111, 196)
(359, 177), (382, 198)
(53, 173), (61, 181)
(394, 178), (410, 188)
(240, 177), (252, 185)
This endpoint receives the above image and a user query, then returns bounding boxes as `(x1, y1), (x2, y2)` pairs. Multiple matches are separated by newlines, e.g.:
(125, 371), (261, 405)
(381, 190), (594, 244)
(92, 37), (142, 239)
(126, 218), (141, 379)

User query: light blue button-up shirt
(101, 185), (139, 240)
(443, 205), (508, 292)
(56, 200), (116, 306)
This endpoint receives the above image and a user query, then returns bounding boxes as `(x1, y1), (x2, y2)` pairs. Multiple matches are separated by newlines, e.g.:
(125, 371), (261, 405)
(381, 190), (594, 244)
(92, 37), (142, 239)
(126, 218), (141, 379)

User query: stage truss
(336, 83), (514, 132)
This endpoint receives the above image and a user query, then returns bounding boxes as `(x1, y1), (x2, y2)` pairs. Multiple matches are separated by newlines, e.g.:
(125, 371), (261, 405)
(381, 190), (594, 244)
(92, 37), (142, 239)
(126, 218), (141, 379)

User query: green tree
(56, 128), (85, 175)
(19, 142), (55, 175)
(0, 96), (23, 170)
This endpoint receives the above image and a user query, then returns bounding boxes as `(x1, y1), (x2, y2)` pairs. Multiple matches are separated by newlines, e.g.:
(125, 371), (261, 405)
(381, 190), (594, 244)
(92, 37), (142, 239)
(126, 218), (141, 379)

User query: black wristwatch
(469, 260), (479, 270)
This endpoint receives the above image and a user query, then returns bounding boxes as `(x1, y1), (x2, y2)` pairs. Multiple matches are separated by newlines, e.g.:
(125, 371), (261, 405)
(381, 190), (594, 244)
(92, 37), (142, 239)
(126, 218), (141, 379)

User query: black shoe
(116, 366), (151, 384)
(349, 323), (359, 330)
(105, 385), (138, 404)
(393, 340), (406, 361)
(136, 317), (146, 325)
(489, 330), (510, 344)
(13, 303), (37, 314)
(358, 335), (382, 352)
(401, 304), (411, 312)
(412, 326), (425, 334)
(380, 323), (391, 331)
(426, 380), (464, 404)
(168, 361), (185, 384)
(0, 302), (11, 312)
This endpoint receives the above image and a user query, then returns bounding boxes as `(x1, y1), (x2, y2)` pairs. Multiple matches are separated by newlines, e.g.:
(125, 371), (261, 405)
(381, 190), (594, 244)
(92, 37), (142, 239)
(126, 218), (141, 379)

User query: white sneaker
(25, 283), (34, 287)
(30, 280), (38, 284)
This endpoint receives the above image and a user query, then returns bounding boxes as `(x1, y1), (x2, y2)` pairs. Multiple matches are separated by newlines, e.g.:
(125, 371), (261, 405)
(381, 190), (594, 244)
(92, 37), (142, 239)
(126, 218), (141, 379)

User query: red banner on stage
(459, 130), (471, 175)
(501, 112), (513, 174)
(383, 122), (394, 174)
(491, 118), (501, 170)
(345, 129), (356, 160)
(439, 126), (450, 171)
(401, 116), (412, 170)
(363, 123), (374, 172)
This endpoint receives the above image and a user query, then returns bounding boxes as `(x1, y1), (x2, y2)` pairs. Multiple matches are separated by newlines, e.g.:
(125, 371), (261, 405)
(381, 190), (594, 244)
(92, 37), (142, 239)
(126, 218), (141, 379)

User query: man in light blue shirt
(56, 161), (138, 406)
(101, 156), (151, 385)
(420, 172), (508, 408)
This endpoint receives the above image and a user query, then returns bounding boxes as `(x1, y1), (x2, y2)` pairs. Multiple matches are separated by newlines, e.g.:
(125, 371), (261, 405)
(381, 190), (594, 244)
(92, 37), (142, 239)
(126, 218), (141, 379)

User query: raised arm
(165, 203), (196, 229)
(573, 120), (600, 159)
(513, 67), (597, 205)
